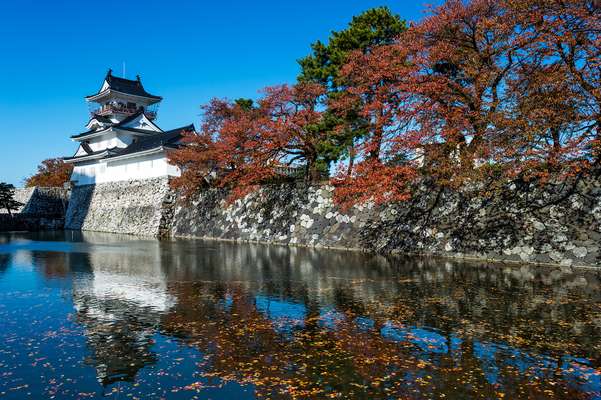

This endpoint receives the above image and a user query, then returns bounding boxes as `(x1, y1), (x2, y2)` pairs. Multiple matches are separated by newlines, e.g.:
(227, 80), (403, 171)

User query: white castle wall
(71, 153), (180, 186)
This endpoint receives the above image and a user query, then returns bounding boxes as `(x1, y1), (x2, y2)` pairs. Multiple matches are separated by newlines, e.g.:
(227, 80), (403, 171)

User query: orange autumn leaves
(169, 0), (601, 206)
(25, 158), (73, 188)
(169, 83), (332, 201)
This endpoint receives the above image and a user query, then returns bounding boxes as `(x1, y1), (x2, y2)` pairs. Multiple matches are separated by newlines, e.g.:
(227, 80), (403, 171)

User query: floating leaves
(0, 233), (600, 398)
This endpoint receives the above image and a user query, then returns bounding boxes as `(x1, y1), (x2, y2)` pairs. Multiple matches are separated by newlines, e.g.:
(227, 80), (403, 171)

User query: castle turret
(64, 70), (195, 186)
(85, 69), (162, 122)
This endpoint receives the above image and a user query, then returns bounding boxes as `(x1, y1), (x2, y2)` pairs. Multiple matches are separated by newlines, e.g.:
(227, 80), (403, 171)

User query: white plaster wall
(120, 114), (160, 132)
(72, 162), (100, 185)
(70, 153), (180, 186)
(88, 133), (116, 151)
(75, 145), (88, 157)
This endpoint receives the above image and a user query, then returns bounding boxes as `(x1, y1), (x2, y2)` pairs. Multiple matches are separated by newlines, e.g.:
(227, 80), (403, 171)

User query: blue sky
(0, 0), (435, 185)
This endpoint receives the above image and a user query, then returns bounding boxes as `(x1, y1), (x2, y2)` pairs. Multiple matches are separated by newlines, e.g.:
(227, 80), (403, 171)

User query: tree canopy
(298, 7), (408, 167)
(298, 6), (407, 89)
(25, 158), (73, 188)
(170, 1), (601, 207)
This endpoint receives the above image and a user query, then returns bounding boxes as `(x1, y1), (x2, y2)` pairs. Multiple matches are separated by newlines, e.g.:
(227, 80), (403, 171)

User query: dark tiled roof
(64, 147), (120, 161)
(66, 123), (195, 162)
(86, 69), (162, 100)
(88, 115), (113, 124)
(81, 142), (93, 154)
(71, 110), (157, 139)
(118, 127), (160, 135)
(107, 124), (195, 159)
(71, 128), (107, 140)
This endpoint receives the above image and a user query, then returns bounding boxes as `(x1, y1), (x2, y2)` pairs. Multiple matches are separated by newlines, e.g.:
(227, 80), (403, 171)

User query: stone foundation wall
(65, 178), (173, 236)
(0, 214), (64, 231)
(0, 187), (69, 215)
(9, 188), (35, 213)
(0, 187), (69, 232)
(60, 173), (601, 267)
(172, 175), (601, 268)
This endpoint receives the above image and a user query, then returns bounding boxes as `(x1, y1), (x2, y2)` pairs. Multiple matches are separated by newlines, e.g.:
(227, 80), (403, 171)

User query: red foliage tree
(169, 83), (330, 200)
(172, 0), (600, 208)
(168, 99), (257, 199)
(259, 82), (332, 182)
(332, 0), (600, 206)
(515, 0), (601, 167)
(25, 158), (73, 188)
(331, 42), (418, 208)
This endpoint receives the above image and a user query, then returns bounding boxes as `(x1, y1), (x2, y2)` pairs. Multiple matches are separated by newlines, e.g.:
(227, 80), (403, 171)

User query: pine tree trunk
(306, 153), (321, 183)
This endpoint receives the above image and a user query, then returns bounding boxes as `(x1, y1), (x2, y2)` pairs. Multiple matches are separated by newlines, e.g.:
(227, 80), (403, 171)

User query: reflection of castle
(70, 233), (175, 385)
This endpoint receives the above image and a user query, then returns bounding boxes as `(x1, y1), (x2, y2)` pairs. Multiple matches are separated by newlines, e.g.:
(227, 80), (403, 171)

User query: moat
(0, 232), (600, 399)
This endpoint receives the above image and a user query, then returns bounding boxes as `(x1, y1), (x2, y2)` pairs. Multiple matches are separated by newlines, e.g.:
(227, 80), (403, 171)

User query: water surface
(0, 231), (600, 399)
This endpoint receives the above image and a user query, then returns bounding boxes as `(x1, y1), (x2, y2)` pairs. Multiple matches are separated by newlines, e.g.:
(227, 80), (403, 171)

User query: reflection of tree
(0, 253), (10, 275)
(159, 240), (601, 360)
(161, 279), (588, 399)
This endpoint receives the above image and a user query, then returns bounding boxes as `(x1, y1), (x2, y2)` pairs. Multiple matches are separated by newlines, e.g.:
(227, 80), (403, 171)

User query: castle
(64, 70), (195, 186)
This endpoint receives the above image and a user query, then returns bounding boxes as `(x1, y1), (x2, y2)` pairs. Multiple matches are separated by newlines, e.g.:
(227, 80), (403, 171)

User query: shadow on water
(0, 231), (600, 399)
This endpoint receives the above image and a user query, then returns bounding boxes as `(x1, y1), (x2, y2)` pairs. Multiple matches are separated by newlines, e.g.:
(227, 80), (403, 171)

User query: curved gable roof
(86, 69), (162, 100)
(106, 124), (196, 160)
(71, 110), (161, 140)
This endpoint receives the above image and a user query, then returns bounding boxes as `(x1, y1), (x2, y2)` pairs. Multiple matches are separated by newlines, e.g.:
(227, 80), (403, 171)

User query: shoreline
(42, 228), (600, 271)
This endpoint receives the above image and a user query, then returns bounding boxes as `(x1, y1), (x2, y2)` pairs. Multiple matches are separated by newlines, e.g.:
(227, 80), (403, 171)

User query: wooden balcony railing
(92, 104), (156, 120)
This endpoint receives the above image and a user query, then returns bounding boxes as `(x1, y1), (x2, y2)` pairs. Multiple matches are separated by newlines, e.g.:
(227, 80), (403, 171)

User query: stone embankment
(60, 174), (601, 267)
(172, 175), (601, 268)
(65, 178), (173, 236)
(0, 187), (69, 232)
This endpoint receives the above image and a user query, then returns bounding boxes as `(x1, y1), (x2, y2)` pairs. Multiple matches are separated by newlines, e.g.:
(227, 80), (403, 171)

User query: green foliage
(297, 7), (407, 169)
(0, 182), (23, 216)
(298, 7), (407, 89)
(234, 98), (254, 111)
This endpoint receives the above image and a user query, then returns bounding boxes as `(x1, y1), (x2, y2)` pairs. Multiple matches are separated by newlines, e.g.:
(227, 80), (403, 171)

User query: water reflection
(0, 231), (600, 399)
(0, 254), (10, 275)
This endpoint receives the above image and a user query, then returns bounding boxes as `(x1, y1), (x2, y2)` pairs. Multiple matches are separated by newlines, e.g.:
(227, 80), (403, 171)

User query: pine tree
(298, 7), (407, 168)
(0, 183), (23, 216)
